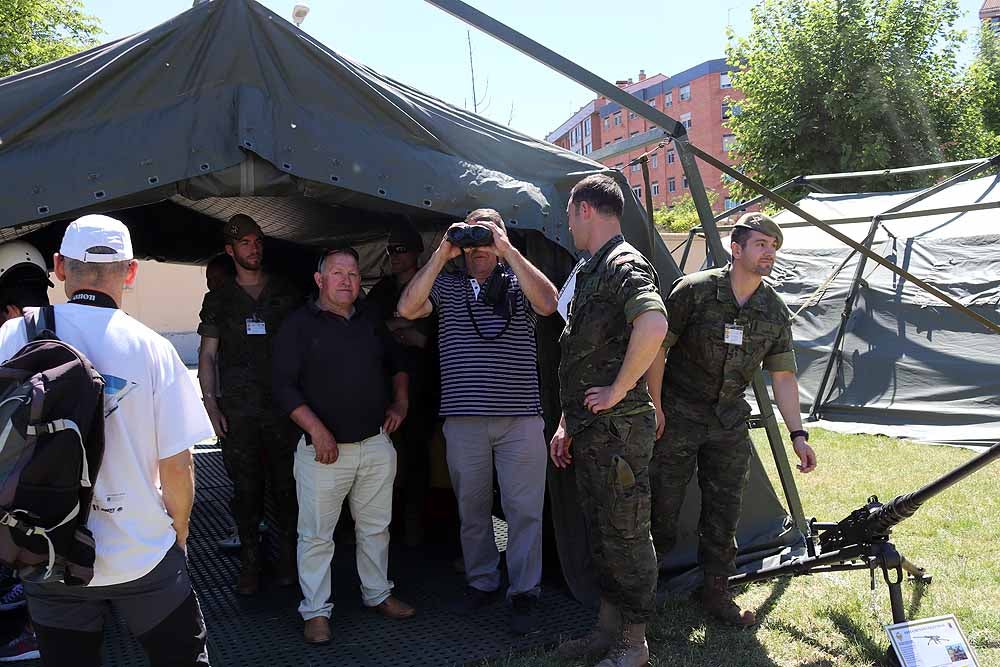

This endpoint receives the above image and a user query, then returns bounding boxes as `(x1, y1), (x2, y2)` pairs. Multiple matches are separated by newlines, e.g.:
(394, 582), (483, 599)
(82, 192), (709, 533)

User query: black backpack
(0, 306), (105, 585)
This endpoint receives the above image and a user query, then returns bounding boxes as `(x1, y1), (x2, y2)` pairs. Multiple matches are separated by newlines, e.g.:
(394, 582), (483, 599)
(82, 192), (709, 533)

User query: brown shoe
(303, 617), (331, 645)
(373, 596), (416, 620)
(697, 575), (756, 626)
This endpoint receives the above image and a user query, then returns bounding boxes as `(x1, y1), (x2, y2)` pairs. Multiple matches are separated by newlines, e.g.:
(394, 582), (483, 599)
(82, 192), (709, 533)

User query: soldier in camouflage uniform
(551, 174), (668, 667)
(198, 214), (303, 595)
(651, 212), (817, 626)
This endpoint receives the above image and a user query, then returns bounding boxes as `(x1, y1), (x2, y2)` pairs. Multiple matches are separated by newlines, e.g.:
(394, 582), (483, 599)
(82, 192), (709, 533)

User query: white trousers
(293, 432), (397, 620)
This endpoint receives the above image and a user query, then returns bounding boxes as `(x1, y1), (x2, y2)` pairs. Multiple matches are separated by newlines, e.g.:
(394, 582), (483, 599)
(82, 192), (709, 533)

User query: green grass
(485, 430), (1000, 667)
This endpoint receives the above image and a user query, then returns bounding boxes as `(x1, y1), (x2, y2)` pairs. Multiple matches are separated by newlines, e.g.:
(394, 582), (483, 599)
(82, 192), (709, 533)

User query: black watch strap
(789, 429), (809, 442)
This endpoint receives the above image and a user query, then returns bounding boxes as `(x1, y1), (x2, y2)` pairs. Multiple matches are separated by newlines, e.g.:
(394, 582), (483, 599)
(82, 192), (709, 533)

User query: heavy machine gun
(730, 442), (998, 661)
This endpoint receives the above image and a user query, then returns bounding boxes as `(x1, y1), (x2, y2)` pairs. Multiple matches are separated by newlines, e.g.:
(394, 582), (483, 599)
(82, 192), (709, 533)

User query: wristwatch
(789, 429), (809, 443)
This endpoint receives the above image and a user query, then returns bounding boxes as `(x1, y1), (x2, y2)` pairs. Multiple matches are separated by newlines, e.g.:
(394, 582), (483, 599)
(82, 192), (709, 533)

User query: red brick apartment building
(546, 59), (742, 213)
(981, 0), (1000, 27)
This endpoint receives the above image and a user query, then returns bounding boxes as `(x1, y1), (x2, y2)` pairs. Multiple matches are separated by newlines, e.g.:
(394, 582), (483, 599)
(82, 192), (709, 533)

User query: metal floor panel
(4, 446), (591, 666)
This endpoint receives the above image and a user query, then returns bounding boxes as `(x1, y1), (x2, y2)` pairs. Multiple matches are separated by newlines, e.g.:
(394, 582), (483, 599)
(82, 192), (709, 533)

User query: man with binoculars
(397, 209), (557, 635)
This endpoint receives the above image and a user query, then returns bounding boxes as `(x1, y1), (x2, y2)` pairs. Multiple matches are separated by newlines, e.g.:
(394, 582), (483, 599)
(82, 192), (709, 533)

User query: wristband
(789, 429), (809, 443)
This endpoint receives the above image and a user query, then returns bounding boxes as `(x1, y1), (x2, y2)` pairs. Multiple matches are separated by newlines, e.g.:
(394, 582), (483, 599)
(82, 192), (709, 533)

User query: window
(683, 175), (689, 189)
(720, 72), (732, 89)
(628, 111), (637, 119)
(680, 112), (692, 129)
(632, 185), (642, 200)
(722, 103), (731, 120)
(584, 141), (592, 155)
(604, 117), (610, 129)
(648, 97), (657, 106)
(651, 153), (658, 168)
(584, 118), (592, 137)
(664, 92), (672, 107)
(604, 141), (611, 146)
(571, 127), (580, 143)
(679, 84), (691, 101)
(651, 181), (660, 196)
(614, 136), (623, 143)
(613, 112), (622, 126)
(630, 131), (639, 137)
(724, 198), (741, 210)
(667, 177), (676, 193)
(723, 134), (736, 152)
(667, 150), (676, 164)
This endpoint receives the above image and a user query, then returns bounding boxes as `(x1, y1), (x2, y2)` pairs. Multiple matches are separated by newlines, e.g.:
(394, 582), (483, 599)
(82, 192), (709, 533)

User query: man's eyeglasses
(386, 244), (413, 256)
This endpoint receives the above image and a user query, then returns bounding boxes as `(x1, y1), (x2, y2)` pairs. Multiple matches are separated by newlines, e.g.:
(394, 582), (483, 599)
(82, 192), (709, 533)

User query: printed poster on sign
(885, 615), (979, 667)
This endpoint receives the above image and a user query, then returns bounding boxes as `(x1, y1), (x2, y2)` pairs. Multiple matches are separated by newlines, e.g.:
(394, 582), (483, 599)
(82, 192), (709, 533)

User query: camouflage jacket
(559, 235), (667, 436)
(198, 274), (302, 416)
(662, 264), (796, 428)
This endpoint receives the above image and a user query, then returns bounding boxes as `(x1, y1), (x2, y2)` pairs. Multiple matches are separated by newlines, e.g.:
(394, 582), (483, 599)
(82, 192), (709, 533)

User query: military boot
(594, 623), (649, 667)
(697, 575), (756, 626)
(236, 546), (260, 596)
(556, 599), (620, 660)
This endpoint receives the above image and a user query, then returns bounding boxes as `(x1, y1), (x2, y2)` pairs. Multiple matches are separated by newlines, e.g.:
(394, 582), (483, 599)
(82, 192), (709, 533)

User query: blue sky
(81, 0), (988, 141)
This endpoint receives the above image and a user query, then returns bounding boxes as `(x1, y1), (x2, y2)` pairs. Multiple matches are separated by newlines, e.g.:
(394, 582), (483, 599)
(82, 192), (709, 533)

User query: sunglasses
(386, 244), (414, 255)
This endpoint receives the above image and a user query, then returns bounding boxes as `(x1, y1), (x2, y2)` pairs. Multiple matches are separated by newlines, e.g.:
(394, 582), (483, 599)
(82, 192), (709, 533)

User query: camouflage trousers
(573, 411), (657, 623)
(650, 410), (752, 576)
(223, 412), (300, 554)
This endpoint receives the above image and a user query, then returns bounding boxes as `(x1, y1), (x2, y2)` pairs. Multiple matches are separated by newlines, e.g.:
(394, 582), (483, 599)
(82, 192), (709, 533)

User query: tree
(949, 23), (1000, 157)
(653, 191), (719, 233)
(725, 0), (978, 197)
(0, 0), (101, 78)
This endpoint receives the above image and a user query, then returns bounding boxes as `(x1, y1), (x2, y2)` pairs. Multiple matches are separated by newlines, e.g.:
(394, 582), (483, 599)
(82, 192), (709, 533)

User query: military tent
(772, 174), (1000, 448)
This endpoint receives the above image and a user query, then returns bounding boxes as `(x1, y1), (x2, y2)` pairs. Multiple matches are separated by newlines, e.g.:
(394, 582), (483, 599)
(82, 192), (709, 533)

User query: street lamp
(292, 3), (310, 26)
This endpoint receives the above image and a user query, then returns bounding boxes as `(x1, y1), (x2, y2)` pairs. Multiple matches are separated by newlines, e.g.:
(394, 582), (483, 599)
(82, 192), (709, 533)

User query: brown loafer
(373, 596), (416, 620)
(303, 616), (331, 645)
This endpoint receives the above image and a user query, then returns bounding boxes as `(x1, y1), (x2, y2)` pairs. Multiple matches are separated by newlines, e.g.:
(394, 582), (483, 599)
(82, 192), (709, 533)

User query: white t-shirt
(0, 303), (214, 587)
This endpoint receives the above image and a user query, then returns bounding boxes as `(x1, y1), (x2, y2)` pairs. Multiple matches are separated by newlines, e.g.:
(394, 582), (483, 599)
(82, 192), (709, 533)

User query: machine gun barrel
(865, 442), (999, 536)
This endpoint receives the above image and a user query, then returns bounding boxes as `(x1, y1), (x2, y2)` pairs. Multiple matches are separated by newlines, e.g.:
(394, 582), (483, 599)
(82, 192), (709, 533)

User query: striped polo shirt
(430, 270), (541, 417)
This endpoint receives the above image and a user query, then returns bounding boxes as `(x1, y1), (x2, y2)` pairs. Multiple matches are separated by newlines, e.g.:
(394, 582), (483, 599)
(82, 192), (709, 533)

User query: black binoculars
(446, 224), (494, 248)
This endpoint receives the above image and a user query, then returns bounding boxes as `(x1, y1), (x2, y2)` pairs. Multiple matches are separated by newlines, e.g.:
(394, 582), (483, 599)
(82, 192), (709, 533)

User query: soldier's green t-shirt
(559, 235), (667, 436)
(198, 274), (302, 416)
(662, 264), (796, 428)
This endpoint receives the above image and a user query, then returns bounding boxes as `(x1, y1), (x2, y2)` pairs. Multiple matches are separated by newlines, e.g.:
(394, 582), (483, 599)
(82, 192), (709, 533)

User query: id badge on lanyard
(724, 322), (744, 346)
(246, 314), (267, 335)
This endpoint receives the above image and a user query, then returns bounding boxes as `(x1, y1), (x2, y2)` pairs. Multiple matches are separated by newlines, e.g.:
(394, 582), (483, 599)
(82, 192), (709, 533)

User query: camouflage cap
(223, 214), (263, 243)
(733, 212), (783, 249)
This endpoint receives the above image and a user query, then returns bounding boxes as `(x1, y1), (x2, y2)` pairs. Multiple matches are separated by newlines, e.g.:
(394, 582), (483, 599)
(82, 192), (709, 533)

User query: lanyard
(69, 290), (119, 309)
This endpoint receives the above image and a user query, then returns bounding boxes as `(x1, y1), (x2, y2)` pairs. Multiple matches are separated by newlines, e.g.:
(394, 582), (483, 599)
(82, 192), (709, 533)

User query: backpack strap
(24, 306), (56, 341)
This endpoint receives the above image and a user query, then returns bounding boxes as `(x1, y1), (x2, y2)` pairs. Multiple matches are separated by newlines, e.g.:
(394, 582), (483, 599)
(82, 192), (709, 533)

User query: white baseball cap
(59, 214), (134, 263)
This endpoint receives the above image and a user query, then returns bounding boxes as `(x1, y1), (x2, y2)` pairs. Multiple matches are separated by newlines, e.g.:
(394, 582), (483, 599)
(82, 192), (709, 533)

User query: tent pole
(678, 228), (696, 273)
(807, 156), (998, 418)
(800, 156), (994, 182)
(420, 0), (810, 536)
(807, 218), (882, 418)
(718, 199), (1000, 231)
(638, 155), (657, 259)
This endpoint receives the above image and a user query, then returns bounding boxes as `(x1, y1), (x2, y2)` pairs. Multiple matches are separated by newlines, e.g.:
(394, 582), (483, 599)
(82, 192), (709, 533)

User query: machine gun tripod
(729, 442), (998, 661)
